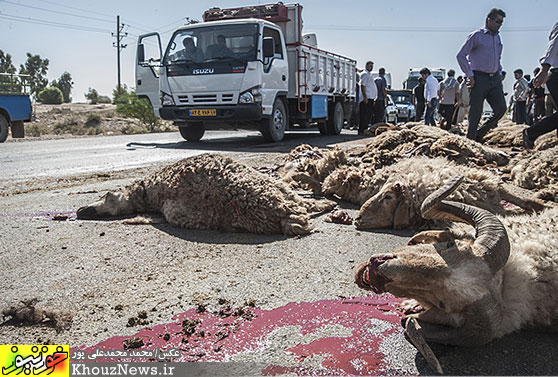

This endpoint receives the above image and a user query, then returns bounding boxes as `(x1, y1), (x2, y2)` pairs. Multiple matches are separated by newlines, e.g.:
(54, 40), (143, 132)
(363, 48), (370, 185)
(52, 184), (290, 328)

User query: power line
(305, 25), (550, 33)
(0, 13), (112, 33)
(0, 0), (114, 24)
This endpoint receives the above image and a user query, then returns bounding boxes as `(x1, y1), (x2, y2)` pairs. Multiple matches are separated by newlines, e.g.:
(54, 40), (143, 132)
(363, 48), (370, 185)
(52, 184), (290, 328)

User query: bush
(97, 95), (112, 104)
(85, 113), (102, 128)
(116, 91), (159, 131)
(38, 86), (63, 104)
(85, 88), (99, 104)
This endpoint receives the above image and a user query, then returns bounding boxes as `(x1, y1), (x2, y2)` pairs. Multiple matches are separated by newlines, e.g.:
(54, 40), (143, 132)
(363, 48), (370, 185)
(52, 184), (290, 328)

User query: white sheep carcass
(76, 154), (335, 235)
(358, 126), (509, 170)
(509, 145), (558, 202)
(353, 157), (550, 230)
(355, 175), (558, 372)
(482, 120), (558, 150)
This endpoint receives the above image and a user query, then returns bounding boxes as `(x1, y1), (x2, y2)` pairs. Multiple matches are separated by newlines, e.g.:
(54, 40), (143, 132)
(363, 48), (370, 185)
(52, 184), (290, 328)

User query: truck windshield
(164, 24), (259, 65)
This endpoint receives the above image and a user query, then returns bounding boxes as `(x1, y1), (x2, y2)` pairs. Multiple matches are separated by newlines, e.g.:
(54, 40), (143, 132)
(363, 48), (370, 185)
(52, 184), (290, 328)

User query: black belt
(473, 70), (499, 77)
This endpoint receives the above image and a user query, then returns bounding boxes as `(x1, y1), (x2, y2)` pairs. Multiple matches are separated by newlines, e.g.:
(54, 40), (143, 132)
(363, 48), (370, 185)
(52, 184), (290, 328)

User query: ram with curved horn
(355, 175), (558, 373)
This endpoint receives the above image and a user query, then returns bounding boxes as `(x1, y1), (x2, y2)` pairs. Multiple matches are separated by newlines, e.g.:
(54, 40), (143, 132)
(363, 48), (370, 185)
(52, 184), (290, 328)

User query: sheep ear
(393, 200), (410, 229)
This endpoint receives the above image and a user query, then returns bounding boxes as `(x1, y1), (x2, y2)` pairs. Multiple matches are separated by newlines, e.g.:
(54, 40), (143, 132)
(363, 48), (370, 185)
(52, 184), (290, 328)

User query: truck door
(262, 27), (288, 113)
(136, 33), (162, 116)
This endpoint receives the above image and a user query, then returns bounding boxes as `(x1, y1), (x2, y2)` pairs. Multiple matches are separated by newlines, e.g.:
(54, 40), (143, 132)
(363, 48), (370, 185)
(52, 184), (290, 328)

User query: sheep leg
(499, 184), (549, 212)
(288, 173), (323, 194)
(405, 318), (444, 375)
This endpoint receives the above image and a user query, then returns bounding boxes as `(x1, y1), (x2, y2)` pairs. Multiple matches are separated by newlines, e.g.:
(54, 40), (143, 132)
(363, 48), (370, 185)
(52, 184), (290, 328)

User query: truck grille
(176, 93), (236, 105)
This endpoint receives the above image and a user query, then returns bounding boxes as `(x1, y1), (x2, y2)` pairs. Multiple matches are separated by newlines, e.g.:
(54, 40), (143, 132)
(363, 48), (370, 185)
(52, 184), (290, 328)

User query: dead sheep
(354, 175), (558, 372)
(509, 145), (558, 201)
(358, 126), (509, 169)
(482, 120), (558, 150)
(280, 144), (350, 194)
(354, 157), (550, 230)
(77, 154), (335, 235)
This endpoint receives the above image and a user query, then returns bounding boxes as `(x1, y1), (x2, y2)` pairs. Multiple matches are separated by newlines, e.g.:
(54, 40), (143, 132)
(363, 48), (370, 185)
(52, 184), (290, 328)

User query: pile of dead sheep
(75, 120), (557, 235)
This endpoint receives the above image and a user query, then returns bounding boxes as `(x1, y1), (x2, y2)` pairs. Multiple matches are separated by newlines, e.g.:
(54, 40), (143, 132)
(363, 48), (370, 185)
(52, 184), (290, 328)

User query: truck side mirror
(263, 37), (275, 58)
(137, 43), (146, 63)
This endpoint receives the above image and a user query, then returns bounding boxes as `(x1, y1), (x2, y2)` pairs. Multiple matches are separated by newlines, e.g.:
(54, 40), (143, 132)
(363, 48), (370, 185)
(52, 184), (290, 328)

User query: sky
(1, 0), (557, 102)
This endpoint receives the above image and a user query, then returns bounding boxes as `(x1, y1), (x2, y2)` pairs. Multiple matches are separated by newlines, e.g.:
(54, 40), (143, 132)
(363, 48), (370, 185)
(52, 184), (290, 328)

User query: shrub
(85, 113), (102, 128)
(85, 88), (99, 104)
(38, 86), (63, 104)
(116, 91), (159, 131)
(97, 95), (112, 104)
(25, 122), (49, 137)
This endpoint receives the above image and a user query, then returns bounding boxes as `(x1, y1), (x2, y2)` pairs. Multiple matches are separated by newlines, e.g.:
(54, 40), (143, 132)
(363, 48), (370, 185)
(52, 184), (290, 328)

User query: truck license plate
(190, 109), (216, 117)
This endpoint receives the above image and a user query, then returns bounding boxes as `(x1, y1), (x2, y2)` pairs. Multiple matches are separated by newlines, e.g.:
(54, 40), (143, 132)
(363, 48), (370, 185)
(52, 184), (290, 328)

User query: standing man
(374, 67), (388, 124)
(414, 77), (426, 121)
(359, 61), (377, 135)
(421, 67), (439, 126)
(530, 67), (546, 123)
(522, 22), (558, 149)
(438, 69), (459, 130)
(511, 69), (529, 124)
(457, 8), (507, 141)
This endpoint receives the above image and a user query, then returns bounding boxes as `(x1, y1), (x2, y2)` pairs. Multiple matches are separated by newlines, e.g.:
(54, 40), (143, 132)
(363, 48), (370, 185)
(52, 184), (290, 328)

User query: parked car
(385, 94), (398, 124)
(388, 89), (415, 122)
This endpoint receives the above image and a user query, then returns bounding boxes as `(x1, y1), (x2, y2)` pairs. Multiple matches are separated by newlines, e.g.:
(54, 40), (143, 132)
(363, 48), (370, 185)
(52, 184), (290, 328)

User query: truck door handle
(282, 75), (286, 81)
(137, 80), (142, 85)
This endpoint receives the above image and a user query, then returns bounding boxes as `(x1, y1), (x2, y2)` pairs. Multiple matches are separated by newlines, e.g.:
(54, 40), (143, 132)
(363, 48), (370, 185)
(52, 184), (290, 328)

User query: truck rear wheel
(11, 120), (24, 138)
(260, 98), (286, 142)
(0, 114), (9, 143)
(326, 101), (344, 135)
(178, 122), (205, 142)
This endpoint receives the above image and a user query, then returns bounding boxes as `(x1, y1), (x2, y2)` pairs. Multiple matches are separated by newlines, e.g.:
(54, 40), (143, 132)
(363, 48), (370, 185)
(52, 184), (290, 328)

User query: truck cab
(136, 3), (355, 142)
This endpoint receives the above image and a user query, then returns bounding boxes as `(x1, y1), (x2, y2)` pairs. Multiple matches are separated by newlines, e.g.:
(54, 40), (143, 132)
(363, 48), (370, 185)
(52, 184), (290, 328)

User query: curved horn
(420, 175), (510, 272)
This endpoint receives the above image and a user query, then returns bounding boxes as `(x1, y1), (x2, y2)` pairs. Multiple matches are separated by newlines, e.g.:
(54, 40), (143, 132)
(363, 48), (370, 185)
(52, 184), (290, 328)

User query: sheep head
(355, 182), (413, 229)
(77, 191), (135, 219)
(355, 175), (511, 319)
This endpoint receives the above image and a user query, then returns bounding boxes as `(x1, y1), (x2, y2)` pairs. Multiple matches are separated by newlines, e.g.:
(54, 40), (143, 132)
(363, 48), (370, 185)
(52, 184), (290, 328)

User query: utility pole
(112, 15), (127, 95)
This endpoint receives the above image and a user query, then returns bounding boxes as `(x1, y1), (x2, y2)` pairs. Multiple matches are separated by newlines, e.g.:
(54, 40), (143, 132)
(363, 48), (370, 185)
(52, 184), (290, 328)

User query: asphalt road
(1, 129), (557, 376)
(0, 129), (364, 181)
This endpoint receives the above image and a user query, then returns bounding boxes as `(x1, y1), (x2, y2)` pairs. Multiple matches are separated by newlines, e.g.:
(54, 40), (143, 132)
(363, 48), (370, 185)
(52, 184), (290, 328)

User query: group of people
(350, 62), (390, 135)
(355, 8), (557, 151)
(451, 8), (557, 148)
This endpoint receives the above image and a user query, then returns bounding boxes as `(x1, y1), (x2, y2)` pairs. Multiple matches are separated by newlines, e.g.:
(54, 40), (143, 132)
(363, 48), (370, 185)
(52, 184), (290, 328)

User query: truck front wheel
(260, 98), (286, 142)
(178, 122), (205, 142)
(0, 114), (9, 143)
(326, 101), (344, 135)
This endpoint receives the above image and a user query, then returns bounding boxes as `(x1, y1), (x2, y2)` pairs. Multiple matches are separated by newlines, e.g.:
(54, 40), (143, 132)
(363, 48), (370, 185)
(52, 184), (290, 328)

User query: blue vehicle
(0, 73), (33, 142)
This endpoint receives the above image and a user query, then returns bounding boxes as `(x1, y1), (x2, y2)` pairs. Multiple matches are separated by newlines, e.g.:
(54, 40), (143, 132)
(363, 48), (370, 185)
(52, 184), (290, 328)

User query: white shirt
(513, 77), (529, 101)
(360, 70), (378, 101)
(540, 22), (558, 68)
(424, 74), (440, 102)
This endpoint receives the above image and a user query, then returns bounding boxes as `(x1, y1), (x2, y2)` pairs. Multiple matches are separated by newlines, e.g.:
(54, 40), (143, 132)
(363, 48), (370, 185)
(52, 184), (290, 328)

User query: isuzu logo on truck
(193, 68), (214, 75)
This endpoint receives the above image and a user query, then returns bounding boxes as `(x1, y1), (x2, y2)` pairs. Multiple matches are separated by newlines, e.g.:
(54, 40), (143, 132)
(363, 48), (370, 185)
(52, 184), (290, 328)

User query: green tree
(0, 50), (17, 74)
(112, 84), (129, 104)
(51, 72), (73, 103)
(85, 87), (99, 104)
(116, 90), (160, 131)
(18, 53), (49, 98)
(38, 86), (64, 104)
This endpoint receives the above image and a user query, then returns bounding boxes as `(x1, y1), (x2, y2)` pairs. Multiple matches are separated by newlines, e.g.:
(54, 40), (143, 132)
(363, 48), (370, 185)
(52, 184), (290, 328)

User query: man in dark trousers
(523, 22), (558, 149)
(457, 8), (507, 141)
(414, 77), (426, 121)
(373, 68), (388, 123)
(359, 61), (377, 134)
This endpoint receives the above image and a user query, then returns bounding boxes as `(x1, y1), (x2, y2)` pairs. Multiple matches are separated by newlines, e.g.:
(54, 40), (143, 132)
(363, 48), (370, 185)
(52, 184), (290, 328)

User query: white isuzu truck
(135, 3), (356, 142)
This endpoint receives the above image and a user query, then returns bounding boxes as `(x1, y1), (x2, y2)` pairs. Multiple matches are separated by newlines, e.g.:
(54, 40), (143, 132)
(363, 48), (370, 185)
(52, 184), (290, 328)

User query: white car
(388, 90), (416, 122)
(385, 94), (399, 124)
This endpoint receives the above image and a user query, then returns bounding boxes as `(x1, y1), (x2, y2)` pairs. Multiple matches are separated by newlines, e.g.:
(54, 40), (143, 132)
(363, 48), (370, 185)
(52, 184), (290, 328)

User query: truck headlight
(161, 92), (175, 106)
(239, 91), (255, 104)
(239, 87), (262, 104)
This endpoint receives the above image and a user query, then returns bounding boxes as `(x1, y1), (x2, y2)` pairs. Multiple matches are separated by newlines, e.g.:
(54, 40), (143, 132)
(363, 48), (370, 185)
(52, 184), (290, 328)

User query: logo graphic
(1, 345), (69, 376)
(192, 68), (214, 75)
